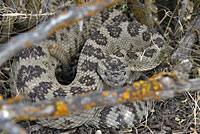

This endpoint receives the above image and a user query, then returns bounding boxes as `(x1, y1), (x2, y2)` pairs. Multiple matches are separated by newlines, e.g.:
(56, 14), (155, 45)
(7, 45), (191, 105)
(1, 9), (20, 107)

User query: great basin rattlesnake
(11, 7), (166, 129)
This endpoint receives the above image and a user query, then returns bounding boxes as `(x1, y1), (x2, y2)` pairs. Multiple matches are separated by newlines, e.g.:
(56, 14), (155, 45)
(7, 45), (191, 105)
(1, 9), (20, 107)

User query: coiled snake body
(11, 8), (165, 129)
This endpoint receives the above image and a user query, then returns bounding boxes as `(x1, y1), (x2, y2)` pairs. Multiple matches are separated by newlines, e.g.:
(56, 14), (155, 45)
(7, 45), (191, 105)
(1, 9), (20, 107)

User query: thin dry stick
(175, 0), (189, 34)
(164, 0), (180, 36)
(171, 14), (200, 62)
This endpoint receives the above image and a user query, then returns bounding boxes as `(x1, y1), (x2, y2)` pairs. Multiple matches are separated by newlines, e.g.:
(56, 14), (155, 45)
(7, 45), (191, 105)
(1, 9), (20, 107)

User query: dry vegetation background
(0, 0), (200, 133)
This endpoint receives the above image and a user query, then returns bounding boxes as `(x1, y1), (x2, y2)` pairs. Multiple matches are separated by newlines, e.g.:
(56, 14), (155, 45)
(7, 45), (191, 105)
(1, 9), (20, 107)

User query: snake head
(97, 55), (130, 87)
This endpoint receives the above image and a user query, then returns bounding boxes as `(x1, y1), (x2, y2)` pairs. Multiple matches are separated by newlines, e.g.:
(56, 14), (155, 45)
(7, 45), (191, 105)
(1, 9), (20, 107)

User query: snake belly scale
(11, 8), (165, 129)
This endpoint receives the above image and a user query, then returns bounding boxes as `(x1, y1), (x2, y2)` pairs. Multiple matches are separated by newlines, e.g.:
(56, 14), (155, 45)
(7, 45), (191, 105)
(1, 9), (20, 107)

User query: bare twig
(175, 0), (189, 34)
(171, 14), (200, 63)
(179, 0), (189, 22)
(164, 1), (179, 36)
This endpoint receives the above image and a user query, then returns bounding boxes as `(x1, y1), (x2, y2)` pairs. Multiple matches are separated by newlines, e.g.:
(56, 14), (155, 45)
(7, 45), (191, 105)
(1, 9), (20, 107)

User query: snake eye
(124, 72), (126, 75)
(112, 59), (118, 64)
(104, 71), (108, 76)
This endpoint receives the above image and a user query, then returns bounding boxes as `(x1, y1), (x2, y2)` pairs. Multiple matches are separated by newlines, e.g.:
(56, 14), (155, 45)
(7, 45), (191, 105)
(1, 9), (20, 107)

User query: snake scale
(11, 7), (166, 129)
